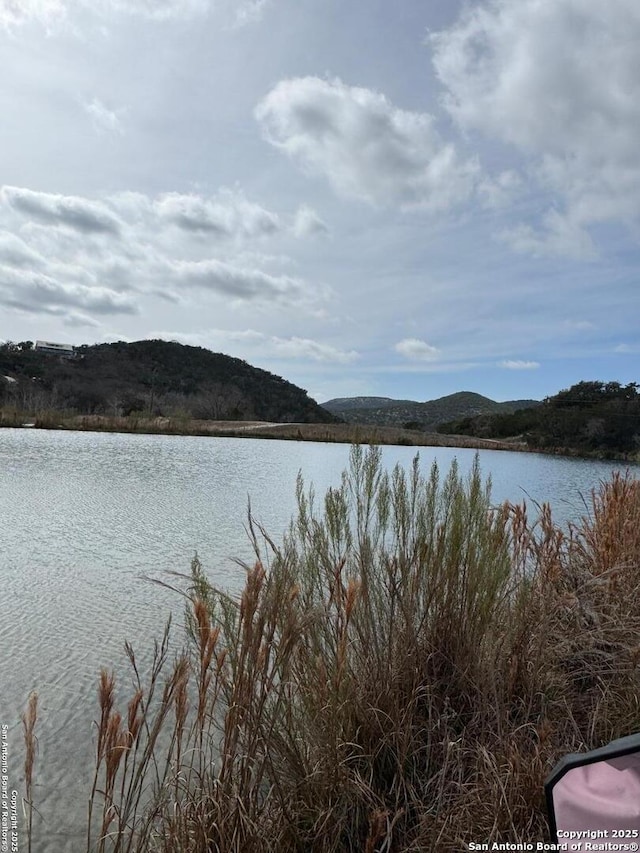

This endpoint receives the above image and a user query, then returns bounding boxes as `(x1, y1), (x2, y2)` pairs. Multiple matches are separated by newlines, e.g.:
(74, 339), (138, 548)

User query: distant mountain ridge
(321, 392), (539, 431)
(322, 396), (413, 412)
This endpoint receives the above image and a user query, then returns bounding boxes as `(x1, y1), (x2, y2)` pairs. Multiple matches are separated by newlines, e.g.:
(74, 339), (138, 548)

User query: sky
(1, 0), (639, 403)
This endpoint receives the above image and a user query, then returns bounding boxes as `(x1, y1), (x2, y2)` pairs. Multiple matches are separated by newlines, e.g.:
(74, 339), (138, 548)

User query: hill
(0, 339), (338, 424)
(321, 391), (539, 431)
(321, 396), (408, 413)
(438, 380), (640, 459)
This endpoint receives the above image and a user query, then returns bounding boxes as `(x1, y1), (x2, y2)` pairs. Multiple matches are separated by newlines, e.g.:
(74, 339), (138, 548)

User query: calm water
(0, 428), (634, 851)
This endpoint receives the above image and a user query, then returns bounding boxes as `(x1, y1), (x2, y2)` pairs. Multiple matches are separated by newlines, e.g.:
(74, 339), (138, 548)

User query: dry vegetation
(2, 410), (529, 453)
(23, 447), (640, 851)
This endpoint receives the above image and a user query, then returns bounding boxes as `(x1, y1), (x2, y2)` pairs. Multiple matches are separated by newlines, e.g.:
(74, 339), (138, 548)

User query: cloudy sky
(1, 0), (638, 403)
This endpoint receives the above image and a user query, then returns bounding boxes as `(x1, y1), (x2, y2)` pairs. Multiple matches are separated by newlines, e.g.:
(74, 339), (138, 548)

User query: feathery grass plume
(87, 669), (115, 849)
(574, 472), (640, 592)
(22, 691), (38, 853)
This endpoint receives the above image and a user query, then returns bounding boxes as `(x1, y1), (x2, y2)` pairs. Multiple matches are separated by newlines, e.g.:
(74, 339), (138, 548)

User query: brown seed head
(345, 577), (360, 621)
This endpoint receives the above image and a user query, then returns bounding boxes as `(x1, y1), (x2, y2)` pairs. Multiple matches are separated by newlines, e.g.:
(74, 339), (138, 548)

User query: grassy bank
(4, 408), (638, 461)
(23, 447), (640, 851)
(1, 407), (534, 452)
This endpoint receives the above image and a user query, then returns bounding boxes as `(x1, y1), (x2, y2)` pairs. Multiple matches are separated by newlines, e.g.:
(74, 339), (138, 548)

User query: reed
(32, 409), (66, 429)
(0, 407), (23, 427)
(22, 692), (38, 853)
(24, 448), (640, 851)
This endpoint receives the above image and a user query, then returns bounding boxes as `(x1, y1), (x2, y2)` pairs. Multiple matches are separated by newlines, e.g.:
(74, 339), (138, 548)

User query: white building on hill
(35, 340), (75, 357)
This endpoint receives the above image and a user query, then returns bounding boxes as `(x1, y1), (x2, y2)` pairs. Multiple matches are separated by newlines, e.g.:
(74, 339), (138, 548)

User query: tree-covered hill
(0, 339), (339, 424)
(438, 381), (640, 458)
(321, 396), (410, 413)
(322, 391), (539, 431)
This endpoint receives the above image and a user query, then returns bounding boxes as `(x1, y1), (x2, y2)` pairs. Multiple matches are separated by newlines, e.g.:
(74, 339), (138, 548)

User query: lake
(0, 428), (635, 851)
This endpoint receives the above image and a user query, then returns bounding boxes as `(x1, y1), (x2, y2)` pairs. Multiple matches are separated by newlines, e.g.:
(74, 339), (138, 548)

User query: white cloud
(0, 184), (326, 323)
(268, 335), (358, 363)
(0, 231), (46, 268)
(0, 185), (315, 261)
(477, 170), (522, 209)
(63, 311), (102, 328)
(0, 0), (271, 29)
(1, 186), (122, 235)
(0, 0), (66, 31)
(0, 266), (137, 316)
(255, 76), (478, 210)
(100, 0), (210, 20)
(431, 0), (640, 154)
(106, 188), (294, 245)
(152, 328), (358, 363)
(499, 360), (540, 370)
(431, 0), (640, 252)
(216, 329), (265, 344)
(167, 258), (306, 304)
(231, 0), (269, 27)
(379, 360), (481, 375)
(293, 205), (328, 238)
(152, 189), (281, 239)
(500, 210), (596, 260)
(394, 338), (440, 360)
(84, 98), (124, 134)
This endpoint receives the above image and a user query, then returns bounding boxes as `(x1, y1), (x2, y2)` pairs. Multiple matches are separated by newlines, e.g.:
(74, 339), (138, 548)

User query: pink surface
(553, 754), (640, 832)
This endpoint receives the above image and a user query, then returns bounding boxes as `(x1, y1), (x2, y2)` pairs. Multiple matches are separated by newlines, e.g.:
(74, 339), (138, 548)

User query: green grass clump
(24, 447), (640, 851)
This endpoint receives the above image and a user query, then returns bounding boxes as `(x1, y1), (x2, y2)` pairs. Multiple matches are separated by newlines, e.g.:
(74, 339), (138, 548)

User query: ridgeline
(322, 391), (539, 431)
(0, 339), (338, 424)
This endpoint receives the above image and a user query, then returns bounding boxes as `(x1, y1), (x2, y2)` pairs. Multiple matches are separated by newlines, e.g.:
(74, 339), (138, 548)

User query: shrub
(24, 448), (640, 851)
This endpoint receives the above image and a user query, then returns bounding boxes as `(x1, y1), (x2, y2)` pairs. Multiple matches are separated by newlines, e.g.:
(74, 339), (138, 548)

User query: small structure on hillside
(35, 340), (75, 358)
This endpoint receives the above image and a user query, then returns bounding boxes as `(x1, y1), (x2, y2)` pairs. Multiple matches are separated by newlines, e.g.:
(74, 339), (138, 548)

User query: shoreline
(1, 413), (638, 463)
(0, 412), (529, 451)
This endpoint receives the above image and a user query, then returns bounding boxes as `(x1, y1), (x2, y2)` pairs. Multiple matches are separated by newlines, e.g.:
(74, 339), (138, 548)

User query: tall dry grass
(22, 692), (38, 853)
(0, 407), (23, 427)
(24, 448), (640, 851)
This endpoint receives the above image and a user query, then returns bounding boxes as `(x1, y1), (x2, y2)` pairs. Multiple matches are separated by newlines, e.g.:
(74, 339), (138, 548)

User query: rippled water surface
(0, 428), (634, 850)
